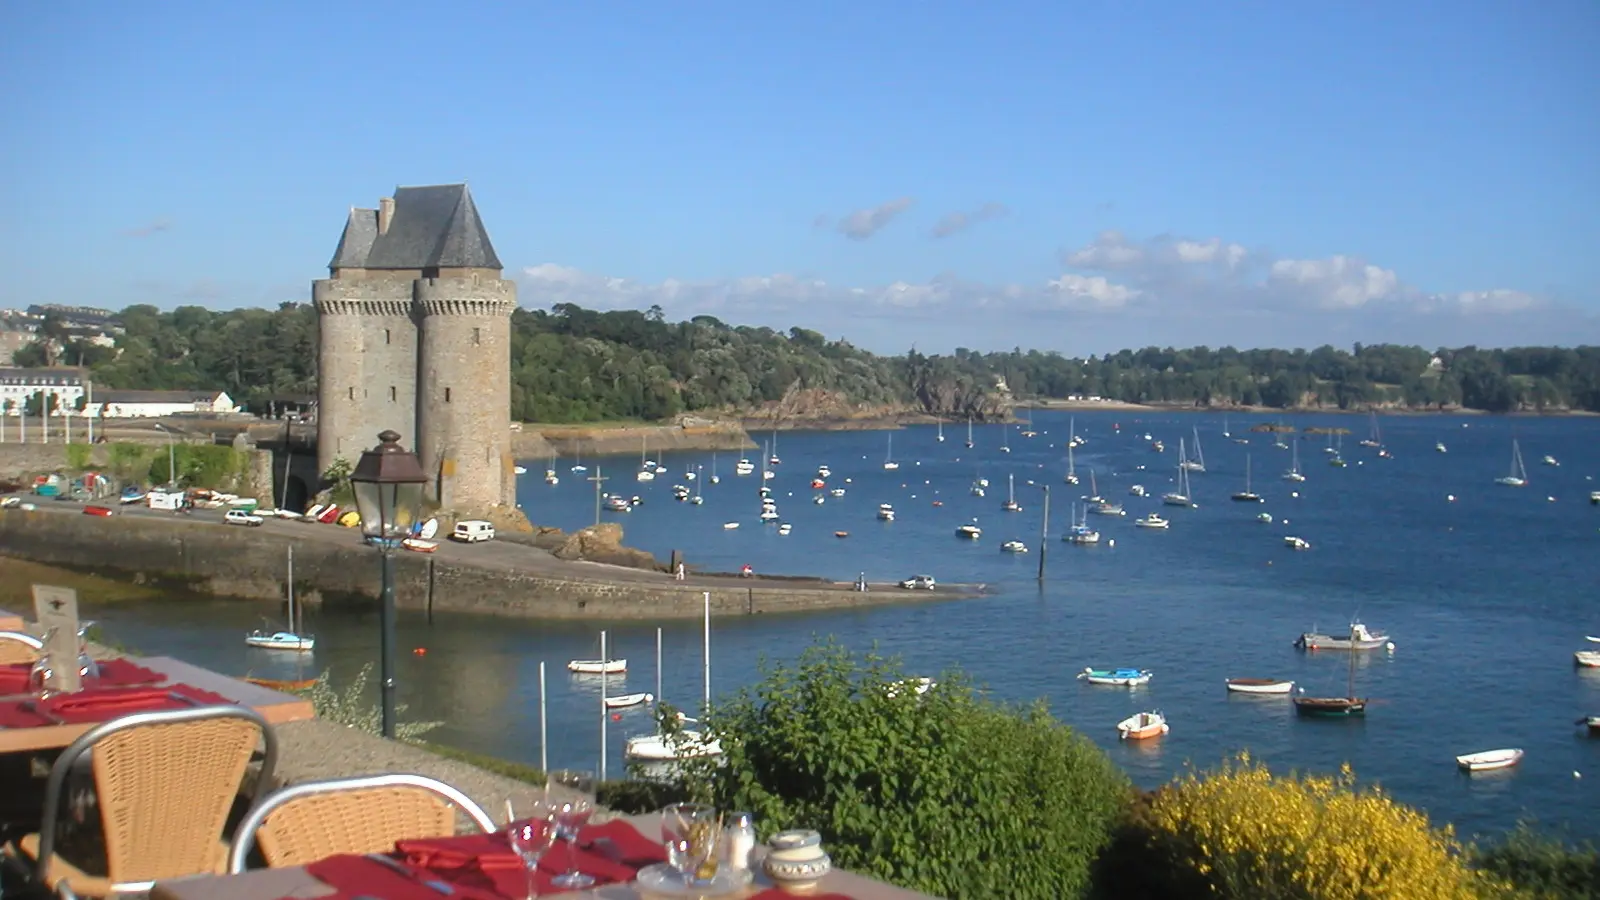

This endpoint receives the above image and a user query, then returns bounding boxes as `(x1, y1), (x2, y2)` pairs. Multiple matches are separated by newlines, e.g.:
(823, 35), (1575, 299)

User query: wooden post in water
(702, 592), (711, 715)
(538, 662), (548, 773)
(1037, 485), (1050, 581)
(588, 467), (607, 526)
(655, 627), (662, 704)
(599, 630), (608, 781)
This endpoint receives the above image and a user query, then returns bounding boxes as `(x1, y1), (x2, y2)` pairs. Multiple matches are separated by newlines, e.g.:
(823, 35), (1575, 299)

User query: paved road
(2, 492), (942, 595)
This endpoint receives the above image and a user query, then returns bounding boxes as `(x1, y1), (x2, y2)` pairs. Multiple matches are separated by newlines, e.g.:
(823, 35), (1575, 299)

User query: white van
(451, 520), (495, 543)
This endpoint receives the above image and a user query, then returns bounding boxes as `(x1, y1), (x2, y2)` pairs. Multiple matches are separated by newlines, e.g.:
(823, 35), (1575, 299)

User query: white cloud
(931, 202), (1010, 238)
(832, 197), (916, 240)
(1266, 256), (1401, 309)
(1046, 274), (1140, 310)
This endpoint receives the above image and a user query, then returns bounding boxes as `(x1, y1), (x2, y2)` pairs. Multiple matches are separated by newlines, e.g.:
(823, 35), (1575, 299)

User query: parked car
(899, 574), (937, 590)
(451, 520), (496, 543)
(82, 505), (114, 517)
(224, 509), (264, 527)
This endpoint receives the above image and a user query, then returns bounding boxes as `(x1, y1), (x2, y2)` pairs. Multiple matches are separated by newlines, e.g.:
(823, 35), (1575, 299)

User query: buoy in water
(413, 648), (427, 656)
(1447, 494), (1456, 502)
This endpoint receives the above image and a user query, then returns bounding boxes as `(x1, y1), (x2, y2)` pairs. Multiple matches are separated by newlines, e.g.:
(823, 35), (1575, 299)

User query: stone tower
(314, 184), (516, 513)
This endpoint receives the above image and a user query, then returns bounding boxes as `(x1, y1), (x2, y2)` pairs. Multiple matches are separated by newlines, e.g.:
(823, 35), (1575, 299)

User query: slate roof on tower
(328, 184), (502, 271)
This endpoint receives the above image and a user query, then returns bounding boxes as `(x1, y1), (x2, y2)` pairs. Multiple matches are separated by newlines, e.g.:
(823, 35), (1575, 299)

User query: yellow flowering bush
(1141, 753), (1501, 899)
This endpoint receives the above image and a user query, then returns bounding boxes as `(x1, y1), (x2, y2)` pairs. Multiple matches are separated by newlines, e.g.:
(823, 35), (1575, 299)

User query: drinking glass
(545, 769), (596, 890)
(507, 801), (558, 900)
(661, 802), (720, 886)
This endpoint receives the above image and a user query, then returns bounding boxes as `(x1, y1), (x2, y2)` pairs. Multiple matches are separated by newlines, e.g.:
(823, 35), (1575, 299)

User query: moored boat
(401, 538), (438, 553)
(1000, 539), (1028, 553)
(245, 631), (316, 652)
(1296, 622), (1390, 651)
(624, 730), (723, 761)
(1284, 536), (1311, 550)
(1226, 678), (1295, 695)
(1117, 711), (1169, 740)
(1581, 715), (1600, 736)
(1456, 748), (1524, 772)
(603, 692), (654, 709)
(1292, 695), (1366, 718)
(1134, 513), (1169, 529)
(1078, 667), (1153, 687)
(1575, 650), (1600, 668)
(956, 522), (981, 539)
(567, 658), (626, 674)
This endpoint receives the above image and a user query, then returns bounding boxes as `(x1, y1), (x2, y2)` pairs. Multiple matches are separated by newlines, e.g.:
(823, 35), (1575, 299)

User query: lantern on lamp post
(348, 429), (427, 738)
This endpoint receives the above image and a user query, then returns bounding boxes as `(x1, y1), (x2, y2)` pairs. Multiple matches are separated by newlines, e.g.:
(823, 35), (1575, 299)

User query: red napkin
(304, 854), (502, 900)
(0, 658), (166, 695)
(395, 819), (667, 896)
(0, 683), (234, 728)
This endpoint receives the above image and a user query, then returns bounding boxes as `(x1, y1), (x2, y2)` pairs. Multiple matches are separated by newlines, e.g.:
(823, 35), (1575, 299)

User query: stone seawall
(0, 443), (82, 482)
(522, 423), (755, 459)
(0, 510), (941, 619)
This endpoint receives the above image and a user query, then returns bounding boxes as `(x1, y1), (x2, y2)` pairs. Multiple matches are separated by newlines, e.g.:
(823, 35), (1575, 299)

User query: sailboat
(1002, 473), (1021, 512)
(1282, 441), (1306, 482)
(636, 435), (655, 482)
(1020, 408), (1038, 438)
(1086, 470), (1124, 516)
(709, 452), (721, 484)
(1359, 411), (1382, 448)
(883, 432), (900, 470)
(1293, 631), (1367, 718)
(1181, 427), (1205, 473)
(626, 597), (723, 761)
(1063, 502), (1101, 544)
(1163, 439), (1193, 507)
(936, 420), (945, 443)
(570, 443), (587, 473)
(1230, 454), (1263, 502)
(965, 415), (974, 449)
(1063, 441), (1079, 485)
(999, 423), (1011, 454)
(769, 430), (781, 466)
(247, 547), (315, 651)
(1495, 439), (1528, 487)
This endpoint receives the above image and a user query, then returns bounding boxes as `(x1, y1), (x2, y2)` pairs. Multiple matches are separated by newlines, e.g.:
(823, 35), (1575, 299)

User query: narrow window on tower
(389, 386), (397, 402)
(385, 328), (392, 345)
(445, 387), (452, 403)
(473, 327), (481, 345)
(348, 387), (355, 401)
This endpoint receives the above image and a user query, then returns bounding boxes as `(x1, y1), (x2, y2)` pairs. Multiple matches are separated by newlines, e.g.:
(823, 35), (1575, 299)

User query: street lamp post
(348, 430), (428, 739)
(153, 424), (176, 487)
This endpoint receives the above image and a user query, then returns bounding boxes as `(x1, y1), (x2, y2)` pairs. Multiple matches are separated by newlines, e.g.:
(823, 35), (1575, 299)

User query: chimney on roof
(378, 196), (395, 235)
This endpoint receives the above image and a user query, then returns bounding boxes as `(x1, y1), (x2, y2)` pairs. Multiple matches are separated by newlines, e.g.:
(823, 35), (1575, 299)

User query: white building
(97, 389), (239, 419)
(0, 367), (88, 415)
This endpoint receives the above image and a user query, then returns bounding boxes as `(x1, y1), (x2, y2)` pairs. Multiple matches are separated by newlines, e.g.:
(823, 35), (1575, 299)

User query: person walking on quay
(675, 561), (686, 581)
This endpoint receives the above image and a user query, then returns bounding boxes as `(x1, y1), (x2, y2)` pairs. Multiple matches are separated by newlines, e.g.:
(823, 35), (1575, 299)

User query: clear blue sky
(2, 1), (1596, 353)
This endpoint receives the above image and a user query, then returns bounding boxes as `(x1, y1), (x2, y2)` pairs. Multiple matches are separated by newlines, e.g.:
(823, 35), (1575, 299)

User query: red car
(82, 505), (114, 517)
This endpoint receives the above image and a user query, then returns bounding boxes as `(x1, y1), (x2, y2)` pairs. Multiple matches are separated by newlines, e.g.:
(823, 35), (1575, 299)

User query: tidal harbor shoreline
(0, 507), (986, 620)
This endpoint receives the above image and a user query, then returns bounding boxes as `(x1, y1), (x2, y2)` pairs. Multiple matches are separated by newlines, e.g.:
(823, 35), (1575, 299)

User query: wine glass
(507, 801), (558, 900)
(545, 769), (596, 890)
(661, 802), (720, 886)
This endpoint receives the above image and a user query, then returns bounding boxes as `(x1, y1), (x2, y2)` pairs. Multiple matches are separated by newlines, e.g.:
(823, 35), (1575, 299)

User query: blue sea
(87, 410), (1600, 841)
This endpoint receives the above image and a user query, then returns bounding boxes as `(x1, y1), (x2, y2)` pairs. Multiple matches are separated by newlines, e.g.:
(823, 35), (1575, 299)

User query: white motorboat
(1436, 442), (1447, 453)
(1129, 484), (1147, 497)
(1496, 439), (1529, 487)
(1079, 667), (1153, 686)
(735, 458), (755, 476)
(1000, 540), (1028, 553)
(1542, 455), (1559, 467)
(1117, 711), (1169, 740)
(625, 730), (723, 761)
(1284, 536), (1311, 550)
(723, 522), (739, 530)
(567, 659), (626, 674)
(604, 496), (632, 512)
(1456, 748), (1524, 772)
(636, 470), (656, 482)
(603, 692), (654, 709)
(1225, 678), (1295, 694)
(830, 488), (845, 497)
(956, 522), (981, 539)
(245, 631), (315, 652)
(1134, 513), (1169, 529)
(1257, 512), (1273, 523)
(777, 523), (792, 535)
(1575, 650), (1600, 668)
(877, 503), (896, 521)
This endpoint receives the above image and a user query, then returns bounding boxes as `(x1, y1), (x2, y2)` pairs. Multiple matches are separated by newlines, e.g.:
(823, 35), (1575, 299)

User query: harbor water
(80, 410), (1600, 840)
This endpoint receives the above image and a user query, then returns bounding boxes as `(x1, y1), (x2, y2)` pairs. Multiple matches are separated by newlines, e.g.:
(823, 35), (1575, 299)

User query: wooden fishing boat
(1117, 711), (1169, 740)
(244, 676), (317, 692)
(603, 692), (654, 709)
(1456, 748), (1524, 772)
(1078, 667), (1153, 687)
(567, 658), (626, 674)
(1226, 678), (1295, 695)
(1293, 638), (1367, 718)
(401, 538), (438, 553)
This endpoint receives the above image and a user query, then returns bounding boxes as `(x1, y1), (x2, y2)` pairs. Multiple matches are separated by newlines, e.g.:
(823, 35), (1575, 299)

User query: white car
(899, 575), (936, 590)
(224, 509), (264, 527)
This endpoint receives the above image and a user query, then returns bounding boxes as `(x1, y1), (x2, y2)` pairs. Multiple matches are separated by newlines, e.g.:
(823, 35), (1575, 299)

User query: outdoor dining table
(0, 655), (315, 754)
(147, 813), (935, 900)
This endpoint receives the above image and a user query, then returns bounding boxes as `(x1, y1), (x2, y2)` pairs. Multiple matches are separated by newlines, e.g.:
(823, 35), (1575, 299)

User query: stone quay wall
(0, 510), (933, 620)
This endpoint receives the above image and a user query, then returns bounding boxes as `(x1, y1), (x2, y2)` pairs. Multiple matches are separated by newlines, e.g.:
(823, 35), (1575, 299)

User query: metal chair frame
(226, 773), (497, 873)
(33, 704), (277, 895)
(0, 631), (45, 663)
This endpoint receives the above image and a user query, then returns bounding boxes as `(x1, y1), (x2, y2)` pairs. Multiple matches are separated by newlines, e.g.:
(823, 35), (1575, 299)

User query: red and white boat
(1117, 711), (1169, 740)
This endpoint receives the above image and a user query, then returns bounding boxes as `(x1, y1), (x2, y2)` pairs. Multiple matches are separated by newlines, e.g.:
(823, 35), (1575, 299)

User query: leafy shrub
(145, 444), (248, 490)
(676, 641), (1130, 899)
(1475, 825), (1600, 899)
(106, 442), (154, 481)
(294, 663), (443, 741)
(64, 443), (92, 471)
(1140, 753), (1498, 899)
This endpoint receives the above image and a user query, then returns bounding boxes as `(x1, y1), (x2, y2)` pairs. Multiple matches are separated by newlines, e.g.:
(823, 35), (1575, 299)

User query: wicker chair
(227, 773), (498, 872)
(0, 630), (44, 665)
(10, 705), (277, 898)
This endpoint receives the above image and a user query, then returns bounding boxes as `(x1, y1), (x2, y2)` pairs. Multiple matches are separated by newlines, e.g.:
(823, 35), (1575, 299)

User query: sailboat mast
(702, 591), (712, 714)
(656, 626), (663, 705)
(286, 546), (295, 633)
